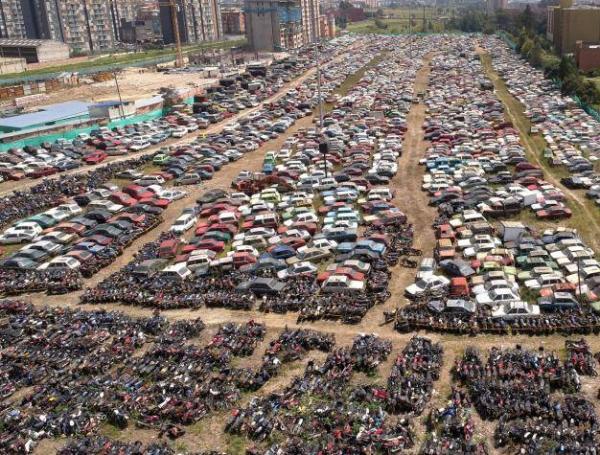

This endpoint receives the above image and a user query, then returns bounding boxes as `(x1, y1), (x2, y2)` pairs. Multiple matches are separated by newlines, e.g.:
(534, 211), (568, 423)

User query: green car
(203, 231), (232, 242)
(27, 214), (58, 229)
(153, 153), (169, 165)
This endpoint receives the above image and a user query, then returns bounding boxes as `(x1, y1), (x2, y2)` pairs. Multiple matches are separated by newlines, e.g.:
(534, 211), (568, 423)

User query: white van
(170, 213), (197, 234)
(162, 263), (192, 280)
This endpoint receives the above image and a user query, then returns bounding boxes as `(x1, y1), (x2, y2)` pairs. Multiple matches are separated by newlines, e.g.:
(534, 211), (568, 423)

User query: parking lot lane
(385, 53), (437, 312)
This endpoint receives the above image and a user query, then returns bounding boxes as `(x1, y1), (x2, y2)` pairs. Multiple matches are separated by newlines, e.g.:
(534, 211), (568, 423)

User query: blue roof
(0, 101), (90, 130)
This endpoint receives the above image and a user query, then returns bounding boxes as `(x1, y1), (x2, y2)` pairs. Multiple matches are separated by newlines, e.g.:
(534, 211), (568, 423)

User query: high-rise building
(110, 0), (147, 41)
(244, 0), (303, 51)
(159, 0), (223, 45)
(300, 0), (319, 43)
(0, 0), (117, 53)
(547, 0), (600, 54)
(221, 6), (245, 34)
(486, 0), (507, 15)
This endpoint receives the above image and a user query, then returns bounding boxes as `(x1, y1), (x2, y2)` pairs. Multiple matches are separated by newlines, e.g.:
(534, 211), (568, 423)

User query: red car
(233, 252), (257, 268)
(27, 167), (57, 178)
(123, 184), (154, 200)
(137, 197), (170, 208)
(282, 222), (317, 236)
(200, 203), (237, 218)
(86, 234), (114, 246)
(109, 192), (137, 207)
(195, 239), (225, 253)
(49, 222), (86, 235)
(536, 206), (572, 219)
(0, 169), (25, 180)
(317, 267), (365, 283)
(84, 151), (108, 164)
(110, 212), (146, 225)
(158, 238), (180, 258)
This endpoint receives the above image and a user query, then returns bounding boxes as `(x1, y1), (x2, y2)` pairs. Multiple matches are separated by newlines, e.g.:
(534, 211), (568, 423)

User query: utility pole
(315, 40), (327, 178)
(577, 256), (583, 303)
(160, 0), (184, 68)
(113, 70), (125, 119)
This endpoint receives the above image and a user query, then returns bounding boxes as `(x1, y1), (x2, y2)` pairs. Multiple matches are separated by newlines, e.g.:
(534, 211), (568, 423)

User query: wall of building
(576, 42), (600, 72)
(0, 58), (26, 74)
(245, 0), (281, 51)
(37, 41), (70, 62)
(552, 7), (600, 54)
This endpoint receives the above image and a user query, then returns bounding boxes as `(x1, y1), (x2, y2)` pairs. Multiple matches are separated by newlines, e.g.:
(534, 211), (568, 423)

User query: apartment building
(300, 0), (319, 43)
(0, 0), (117, 53)
(244, 0), (303, 51)
(547, 0), (600, 54)
(159, 0), (223, 44)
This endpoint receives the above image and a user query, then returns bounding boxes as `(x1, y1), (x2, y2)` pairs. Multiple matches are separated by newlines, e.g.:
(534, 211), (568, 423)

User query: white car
(492, 301), (540, 319)
(38, 256), (81, 271)
(88, 200), (124, 213)
(472, 279), (519, 296)
(277, 261), (318, 280)
(171, 127), (188, 138)
(1, 222), (43, 244)
(321, 275), (365, 293)
(309, 238), (338, 250)
(475, 288), (520, 307)
(45, 203), (82, 221)
(405, 275), (450, 298)
(23, 240), (62, 255)
(35, 231), (76, 245)
(160, 189), (187, 201)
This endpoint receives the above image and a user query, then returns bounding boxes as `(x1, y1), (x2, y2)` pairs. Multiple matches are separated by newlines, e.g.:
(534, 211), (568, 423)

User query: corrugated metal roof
(0, 38), (67, 48)
(0, 101), (90, 129)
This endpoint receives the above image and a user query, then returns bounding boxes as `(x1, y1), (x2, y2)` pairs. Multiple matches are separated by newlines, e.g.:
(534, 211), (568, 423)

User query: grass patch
(226, 435), (247, 455)
(99, 422), (122, 439)
(0, 39), (245, 82)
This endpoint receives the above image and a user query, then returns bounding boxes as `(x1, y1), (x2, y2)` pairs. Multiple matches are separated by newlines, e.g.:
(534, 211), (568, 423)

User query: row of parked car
(406, 36), (600, 320)
(0, 37), (359, 185)
(485, 37), (600, 208)
(0, 177), (172, 271)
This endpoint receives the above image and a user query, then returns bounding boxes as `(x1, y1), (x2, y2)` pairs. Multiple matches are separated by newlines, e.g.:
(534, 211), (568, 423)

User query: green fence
(0, 108), (165, 152)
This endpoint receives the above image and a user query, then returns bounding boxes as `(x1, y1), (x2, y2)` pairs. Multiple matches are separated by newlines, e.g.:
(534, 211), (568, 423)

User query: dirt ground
(17, 50), (600, 454)
(42, 69), (217, 106)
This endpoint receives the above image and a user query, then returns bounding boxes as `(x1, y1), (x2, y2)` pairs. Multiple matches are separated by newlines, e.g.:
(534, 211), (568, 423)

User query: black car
(236, 277), (286, 295)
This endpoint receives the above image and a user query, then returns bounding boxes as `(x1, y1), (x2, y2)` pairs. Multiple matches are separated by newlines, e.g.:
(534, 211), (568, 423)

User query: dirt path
(385, 53), (437, 310)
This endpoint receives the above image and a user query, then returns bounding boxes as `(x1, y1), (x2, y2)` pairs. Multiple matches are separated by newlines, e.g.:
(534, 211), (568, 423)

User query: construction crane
(158, 0), (184, 68)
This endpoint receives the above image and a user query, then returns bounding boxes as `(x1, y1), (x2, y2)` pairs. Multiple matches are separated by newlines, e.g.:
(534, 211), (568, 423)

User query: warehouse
(0, 101), (90, 133)
(0, 39), (69, 64)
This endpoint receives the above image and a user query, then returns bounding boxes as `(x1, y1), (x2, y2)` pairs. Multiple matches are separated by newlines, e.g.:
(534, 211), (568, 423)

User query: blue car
(355, 239), (387, 256)
(71, 241), (106, 255)
(335, 242), (356, 254)
(269, 244), (296, 259)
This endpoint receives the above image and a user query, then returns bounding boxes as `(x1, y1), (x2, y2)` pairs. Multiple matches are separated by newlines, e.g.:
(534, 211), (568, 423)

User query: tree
(529, 42), (543, 67)
(374, 18), (388, 29)
(558, 56), (577, 80)
(375, 8), (385, 18)
(519, 5), (534, 31)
